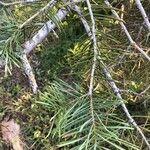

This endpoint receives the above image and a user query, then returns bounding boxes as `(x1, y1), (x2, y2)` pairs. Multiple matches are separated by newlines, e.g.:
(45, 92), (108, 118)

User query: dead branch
(23, 0), (82, 54)
(105, 0), (150, 62)
(120, 85), (150, 96)
(0, 1), (83, 67)
(135, 0), (150, 32)
(21, 52), (38, 94)
(23, 8), (68, 54)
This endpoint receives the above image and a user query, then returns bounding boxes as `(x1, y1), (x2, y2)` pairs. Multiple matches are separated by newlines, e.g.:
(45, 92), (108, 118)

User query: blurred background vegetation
(0, 0), (150, 149)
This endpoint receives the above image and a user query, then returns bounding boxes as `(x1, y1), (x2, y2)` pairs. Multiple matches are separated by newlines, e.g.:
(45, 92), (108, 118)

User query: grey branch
(0, 1), (82, 93)
(135, 0), (150, 32)
(21, 52), (38, 94)
(21, 7), (65, 93)
(0, 1), (82, 66)
(23, 8), (68, 54)
(105, 0), (150, 62)
(20, 7), (67, 93)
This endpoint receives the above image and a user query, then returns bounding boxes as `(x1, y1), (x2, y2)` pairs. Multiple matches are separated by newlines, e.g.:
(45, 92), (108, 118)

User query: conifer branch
(105, 0), (150, 62)
(75, 1), (150, 148)
(72, 0), (97, 126)
(135, 0), (150, 32)
(86, 0), (98, 96)
(85, 0), (98, 125)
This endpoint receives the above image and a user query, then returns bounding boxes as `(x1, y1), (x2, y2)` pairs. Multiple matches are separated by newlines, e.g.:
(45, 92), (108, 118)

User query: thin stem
(86, 0), (98, 125)
(86, 0), (98, 96)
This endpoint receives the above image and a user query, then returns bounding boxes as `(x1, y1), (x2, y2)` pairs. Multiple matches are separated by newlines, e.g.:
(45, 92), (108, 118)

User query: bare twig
(120, 4), (125, 20)
(0, 0), (41, 6)
(105, 0), (150, 62)
(74, 1), (150, 148)
(120, 85), (150, 96)
(136, 22), (145, 41)
(19, 0), (57, 28)
(0, 1), (83, 92)
(139, 85), (150, 95)
(19, 2), (80, 92)
(135, 0), (150, 32)
(0, 1), (83, 65)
